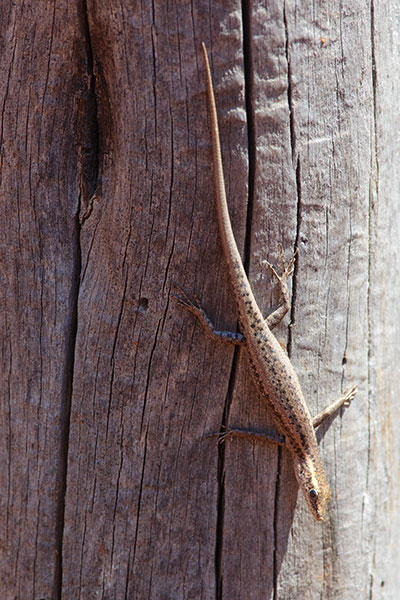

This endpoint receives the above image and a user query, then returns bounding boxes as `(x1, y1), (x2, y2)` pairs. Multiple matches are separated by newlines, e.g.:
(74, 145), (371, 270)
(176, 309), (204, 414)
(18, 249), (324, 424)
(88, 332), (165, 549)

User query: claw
(266, 247), (298, 283)
(342, 384), (357, 407)
(205, 427), (232, 445)
(266, 261), (280, 282)
(286, 247), (298, 276)
(171, 282), (203, 315)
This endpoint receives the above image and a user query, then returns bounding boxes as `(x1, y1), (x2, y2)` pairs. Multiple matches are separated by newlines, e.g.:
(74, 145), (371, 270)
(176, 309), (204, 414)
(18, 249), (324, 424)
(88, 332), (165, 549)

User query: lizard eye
(309, 489), (318, 500)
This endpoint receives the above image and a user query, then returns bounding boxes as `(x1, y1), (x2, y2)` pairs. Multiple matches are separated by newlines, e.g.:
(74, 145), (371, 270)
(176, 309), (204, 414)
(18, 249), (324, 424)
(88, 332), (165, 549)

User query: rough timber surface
(1, 1), (399, 599)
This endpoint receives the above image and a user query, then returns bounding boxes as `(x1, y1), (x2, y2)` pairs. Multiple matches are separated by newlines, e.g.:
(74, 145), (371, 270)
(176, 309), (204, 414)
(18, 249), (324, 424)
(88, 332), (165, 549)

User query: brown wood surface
(1, 1), (400, 599)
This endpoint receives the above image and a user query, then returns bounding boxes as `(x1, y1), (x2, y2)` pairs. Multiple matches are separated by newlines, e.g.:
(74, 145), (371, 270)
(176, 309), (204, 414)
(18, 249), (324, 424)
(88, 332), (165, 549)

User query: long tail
(202, 43), (255, 308)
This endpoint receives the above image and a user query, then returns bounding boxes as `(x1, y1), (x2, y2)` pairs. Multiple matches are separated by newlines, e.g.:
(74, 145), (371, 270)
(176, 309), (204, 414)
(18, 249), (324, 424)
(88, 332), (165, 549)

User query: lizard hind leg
(312, 385), (358, 429)
(265, 246), (298, 330)
(212, 385), (357, 447)
(211, 425), (285, 446)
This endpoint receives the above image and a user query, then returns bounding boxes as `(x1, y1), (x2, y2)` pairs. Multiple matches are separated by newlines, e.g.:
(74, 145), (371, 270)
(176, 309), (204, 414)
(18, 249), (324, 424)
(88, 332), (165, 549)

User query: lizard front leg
(172, 283), (246, 345)
(264, 247), (297, 330)
(312, 385), (357, 428)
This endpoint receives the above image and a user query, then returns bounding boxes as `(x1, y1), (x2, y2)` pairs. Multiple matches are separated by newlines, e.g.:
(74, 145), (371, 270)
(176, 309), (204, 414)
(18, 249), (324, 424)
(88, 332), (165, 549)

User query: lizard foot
(266, 245), (298, 285)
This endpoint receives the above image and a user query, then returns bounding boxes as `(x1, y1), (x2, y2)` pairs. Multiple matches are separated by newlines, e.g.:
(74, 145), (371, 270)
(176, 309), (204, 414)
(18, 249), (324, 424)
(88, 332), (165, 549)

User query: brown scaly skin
(172, 43), (356, 521)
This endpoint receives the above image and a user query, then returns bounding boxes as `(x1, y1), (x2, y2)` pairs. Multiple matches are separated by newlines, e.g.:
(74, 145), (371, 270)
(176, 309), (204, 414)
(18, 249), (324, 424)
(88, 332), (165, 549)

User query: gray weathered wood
(0, 2), (93, 598)
(1, 1), (400, 598)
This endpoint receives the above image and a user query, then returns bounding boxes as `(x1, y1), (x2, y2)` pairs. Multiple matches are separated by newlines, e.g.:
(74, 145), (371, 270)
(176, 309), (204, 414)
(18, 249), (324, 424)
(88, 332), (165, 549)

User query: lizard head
(293, 456), (331, 521)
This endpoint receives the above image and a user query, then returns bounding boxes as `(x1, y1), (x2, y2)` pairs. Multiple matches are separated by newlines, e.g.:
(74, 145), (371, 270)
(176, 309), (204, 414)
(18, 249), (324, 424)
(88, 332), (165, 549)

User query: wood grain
(1, 1), (399, 598)
(0, 2), (90, 597)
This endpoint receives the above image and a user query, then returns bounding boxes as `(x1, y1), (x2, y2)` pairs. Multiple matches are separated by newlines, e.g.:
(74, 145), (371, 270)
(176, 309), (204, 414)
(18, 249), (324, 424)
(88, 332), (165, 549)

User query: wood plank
(0, 2), (88, 597)
(61, 2), (246, 597)
(1, 1), (400, 597)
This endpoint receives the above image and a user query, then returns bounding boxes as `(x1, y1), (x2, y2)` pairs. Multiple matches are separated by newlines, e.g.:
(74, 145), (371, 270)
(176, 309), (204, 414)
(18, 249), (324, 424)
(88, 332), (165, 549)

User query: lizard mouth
(308, 494), (326, 521)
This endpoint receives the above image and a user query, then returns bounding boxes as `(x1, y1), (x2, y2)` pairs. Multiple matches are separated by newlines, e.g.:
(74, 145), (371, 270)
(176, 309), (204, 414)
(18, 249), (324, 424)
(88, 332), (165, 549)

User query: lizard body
(173, 43), (356, 521)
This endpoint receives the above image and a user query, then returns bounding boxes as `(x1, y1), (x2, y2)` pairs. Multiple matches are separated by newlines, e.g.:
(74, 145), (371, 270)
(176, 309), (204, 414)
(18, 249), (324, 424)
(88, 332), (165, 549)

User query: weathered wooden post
(1, 2), (399, 598)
